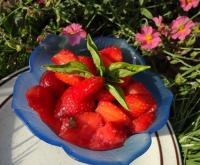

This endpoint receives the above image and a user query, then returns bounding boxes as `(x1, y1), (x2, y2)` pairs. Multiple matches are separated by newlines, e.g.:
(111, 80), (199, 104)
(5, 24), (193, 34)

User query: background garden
(0, 0), (200, 164)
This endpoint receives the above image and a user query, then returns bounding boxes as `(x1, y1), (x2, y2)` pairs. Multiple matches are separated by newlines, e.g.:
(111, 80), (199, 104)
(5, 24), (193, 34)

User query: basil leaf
(86, 34), (105, 76)
(105, 83), (129, 111)
(105, 74), (124, 83)
(44, 61), (93, 78)
(108, 62), (150, 78)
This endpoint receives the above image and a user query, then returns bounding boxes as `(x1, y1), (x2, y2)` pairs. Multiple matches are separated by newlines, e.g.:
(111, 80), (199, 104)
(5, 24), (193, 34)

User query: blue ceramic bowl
(12, 35), (173, 165)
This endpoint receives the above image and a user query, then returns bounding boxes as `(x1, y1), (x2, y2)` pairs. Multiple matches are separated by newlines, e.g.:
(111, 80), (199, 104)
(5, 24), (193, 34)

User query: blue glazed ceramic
(12, 35), (173, 165)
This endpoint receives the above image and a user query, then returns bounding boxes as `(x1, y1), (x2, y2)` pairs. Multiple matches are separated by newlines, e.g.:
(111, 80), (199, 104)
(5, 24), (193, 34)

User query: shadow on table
(0, 98), (37, 165)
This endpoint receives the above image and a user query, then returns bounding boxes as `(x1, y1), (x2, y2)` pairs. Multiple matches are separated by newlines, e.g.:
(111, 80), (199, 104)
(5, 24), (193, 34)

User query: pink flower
(153, 16), (163, 27)
(135, 25), (161, 50)
(179, 0), (200, 11)
(152, 16), (169, 37)
(170, 16), (195, 40)
(36, 35), (44, 43)
(62, 23), (87, 46)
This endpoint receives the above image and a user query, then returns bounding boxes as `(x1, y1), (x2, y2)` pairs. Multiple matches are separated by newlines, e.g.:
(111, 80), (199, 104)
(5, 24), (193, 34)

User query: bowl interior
(12, 34), (172, 165)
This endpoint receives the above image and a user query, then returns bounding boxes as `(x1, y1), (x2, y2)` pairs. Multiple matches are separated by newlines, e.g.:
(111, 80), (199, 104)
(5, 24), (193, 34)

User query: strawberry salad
(26, 35), (157, 151)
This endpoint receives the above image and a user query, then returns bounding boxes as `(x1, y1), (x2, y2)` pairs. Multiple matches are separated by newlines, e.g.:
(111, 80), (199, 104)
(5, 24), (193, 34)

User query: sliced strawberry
(99, 47), (123, 65)
(78, 56), (97, 75)
(26, 85), (61, 133)
(54, 72), (83, 86)
(96, 101), (131, 126)
(89, 122), (127, 150)
(125, 80), (151, 95)
(26, 85), (56, 113)
(95, 88), (115, 101)
(51, 49), (83, 86)
(119, 76), (132, 88)
(99, 54), (113, 67)
(40, 111), (61, 134)
(76, 112), (104, 141)
(60, 117), (78, 133)
(51, 49), (78, 64)
(131, 112), (156, 133)
(59, 112), (104, 148)
(59, 128), (88, 148)
(67, 76), (104, 102)
(39, 71), (67, 98)
(76, 112), (104, 131)
(55, 97), (95, 118)
(55, 77), (104, 117)
(125, 94), (157, 118)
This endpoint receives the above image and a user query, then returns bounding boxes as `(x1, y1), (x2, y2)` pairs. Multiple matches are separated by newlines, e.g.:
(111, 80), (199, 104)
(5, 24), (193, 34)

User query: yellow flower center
(186, 0), (192, 3)
(178, 25), (186, 33)
(145, 34), (153, 43)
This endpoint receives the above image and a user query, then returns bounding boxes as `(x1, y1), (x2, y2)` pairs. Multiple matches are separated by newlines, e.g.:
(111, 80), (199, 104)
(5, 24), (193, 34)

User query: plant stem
(191, 11), (200, 20)
(163, 50), (200, 62)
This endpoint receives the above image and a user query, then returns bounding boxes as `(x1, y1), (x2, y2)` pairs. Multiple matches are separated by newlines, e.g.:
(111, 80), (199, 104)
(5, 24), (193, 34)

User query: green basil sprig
(44, 34), (151, 111)
(44, 61), (93, 78)
(105, 83), (129, 110)
(107, 62), (150, 78)
(86, 34), (105, 76)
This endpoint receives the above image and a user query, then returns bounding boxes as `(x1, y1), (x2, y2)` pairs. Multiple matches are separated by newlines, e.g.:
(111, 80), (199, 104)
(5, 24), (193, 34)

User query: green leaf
(175, 73), (186, 85)
(186, 35), (196, 46)
(105, 74), (124, 83)
(108, 62), (150, 78)
(44, 61), (93, 78)
(86, 34), (105, 76)
(139, 0), (144, 6)
(190, 51), (200, 58)
(140, 8), (153, 19)
(105, 83), (129, 111)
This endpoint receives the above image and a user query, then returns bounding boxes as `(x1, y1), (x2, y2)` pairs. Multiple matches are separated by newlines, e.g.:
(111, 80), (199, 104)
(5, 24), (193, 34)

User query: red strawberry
(26, 85), (61, 133)
(51, 49), (78, 64)
(125, 80), (151, 96)
(55, 77), (104, 117)
(55, 98), (96, 118)
(78, 56), (97, 75)
(59, 112), (104, 148)
(132, 112), (156, 133)
(96, 101), (131, 126)
(59, 128), (88, 147)
(40, 111), (61, 134)
(76, 112), (104, 141)
(89, 122), (127, 150)
(54, 72), (84, 86)
(51, 49), (83, 86)
(95, 88), (115, 101)
(99, 47), (123, 65)
(125, 94), (157, 118)
(39, 71), (67, 98)
(26, 85), (56, 113)
(99, 54), (113, 67)
(76, 112), (104, 131)
(119, 76), (132, 88)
